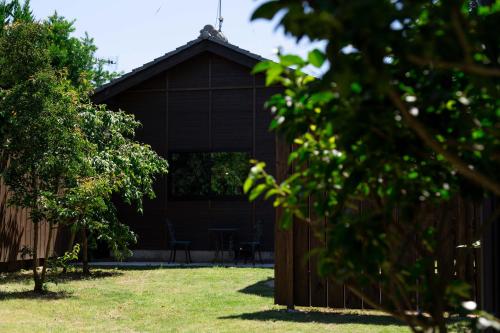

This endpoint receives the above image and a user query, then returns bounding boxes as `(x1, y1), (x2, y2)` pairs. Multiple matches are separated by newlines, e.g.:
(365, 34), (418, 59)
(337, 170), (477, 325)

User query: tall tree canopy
(246, 0), (499, 331)
(0, 0), (33, 29)
(0, 0), (119, 88)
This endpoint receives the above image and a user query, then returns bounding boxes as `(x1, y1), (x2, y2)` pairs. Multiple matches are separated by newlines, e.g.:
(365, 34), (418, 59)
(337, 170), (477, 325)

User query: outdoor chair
(166, 219), (192, 264)
(237, 220), (264, 265)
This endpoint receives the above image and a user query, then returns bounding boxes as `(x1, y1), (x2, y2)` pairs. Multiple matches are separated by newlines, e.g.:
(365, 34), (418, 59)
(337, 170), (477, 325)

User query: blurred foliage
(246, 0), (499, 331)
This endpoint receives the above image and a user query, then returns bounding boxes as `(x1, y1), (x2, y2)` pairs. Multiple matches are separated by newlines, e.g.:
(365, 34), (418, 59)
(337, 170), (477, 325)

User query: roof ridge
(93, 36), (266, 95)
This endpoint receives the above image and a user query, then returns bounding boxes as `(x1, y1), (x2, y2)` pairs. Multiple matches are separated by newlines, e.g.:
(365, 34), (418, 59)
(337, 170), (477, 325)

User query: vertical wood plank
(293, 216), (310, 306)
(455, 197), (466, 282)
(290, 150), (310, 307)
(360, 200), (382, 309)
(1, 176), (64, 270)
(164, 71), (170, 237)
(274, 136), (292, 306)
(328, 280), (345, 309)
(252, 75), (257, 238)
(345, 284), (363, 309)
(480, 198), (499, 317)
(309, 199), (327, 307)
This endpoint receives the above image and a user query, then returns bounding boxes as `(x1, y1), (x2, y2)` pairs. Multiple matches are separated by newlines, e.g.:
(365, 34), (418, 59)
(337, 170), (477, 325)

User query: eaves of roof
(92, 35), (268, 103)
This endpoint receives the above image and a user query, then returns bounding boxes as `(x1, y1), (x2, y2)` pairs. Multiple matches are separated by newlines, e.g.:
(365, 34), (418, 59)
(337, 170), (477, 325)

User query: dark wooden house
(93, 25), (280, 260)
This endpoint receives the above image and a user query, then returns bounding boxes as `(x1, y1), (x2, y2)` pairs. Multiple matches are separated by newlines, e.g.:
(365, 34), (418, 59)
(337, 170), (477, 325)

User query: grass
(0, 266), (408, 333)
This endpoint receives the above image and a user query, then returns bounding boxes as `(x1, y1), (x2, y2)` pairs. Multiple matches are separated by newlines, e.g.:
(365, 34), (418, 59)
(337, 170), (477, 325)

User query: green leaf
(249, 184), (268, 201)
(308, 49), (326, 68)
(280, 54), (305, 67)
(264, 188), (279, 199)
(266, 64), (284, 86)
(251, 1), (284, 20)
(350, 82), (362, 94)
(252, 61), (273, 74)
(281, 211), (293, 229)
(408, 171), (419, 180)
(446, 100), (456, 110)
(436, 134), (445, 143)
(472, 129), (485, 140)
(243, 177), (254, 194)
(309, 91), (335, 104)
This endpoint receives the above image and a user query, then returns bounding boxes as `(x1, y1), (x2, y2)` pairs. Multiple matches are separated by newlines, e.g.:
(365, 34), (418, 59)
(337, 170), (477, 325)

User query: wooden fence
(0, 178), (64, 272)
(274, 141), (498, 313)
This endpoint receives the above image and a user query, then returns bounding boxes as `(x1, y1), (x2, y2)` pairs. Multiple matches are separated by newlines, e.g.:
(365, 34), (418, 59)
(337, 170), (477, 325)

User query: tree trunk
(39, 224), (55, 286)
(433, 301), (448, 333)
(67, 227), (77, 252)
(82, 227), (90, 275)
(437, 321), (448, 333)
(32, 223), (43, 293)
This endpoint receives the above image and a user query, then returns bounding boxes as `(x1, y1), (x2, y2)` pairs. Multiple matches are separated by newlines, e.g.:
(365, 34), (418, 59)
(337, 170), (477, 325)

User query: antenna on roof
(216, 0), (224, 32)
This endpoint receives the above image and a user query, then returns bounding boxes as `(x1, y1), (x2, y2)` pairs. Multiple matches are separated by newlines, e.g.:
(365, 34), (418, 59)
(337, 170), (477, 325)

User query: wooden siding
(212, 89), (253, 150)
(102, 51), (278, 251)
(0, 178), (64, 271)
(275, 187), (500, 313)
(481, 198), (500, 317)
(169, 91), (210, 151)
(275, 200), (488, 310)
(274, 144), (496, 311)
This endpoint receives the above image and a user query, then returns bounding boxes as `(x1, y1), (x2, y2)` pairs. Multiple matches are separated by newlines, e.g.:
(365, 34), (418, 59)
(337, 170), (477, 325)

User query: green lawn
(0, 266), (408, 333)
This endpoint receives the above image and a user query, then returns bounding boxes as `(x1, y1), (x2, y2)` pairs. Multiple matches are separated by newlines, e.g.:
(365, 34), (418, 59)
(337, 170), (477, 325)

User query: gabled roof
(93, 28), (267, 104)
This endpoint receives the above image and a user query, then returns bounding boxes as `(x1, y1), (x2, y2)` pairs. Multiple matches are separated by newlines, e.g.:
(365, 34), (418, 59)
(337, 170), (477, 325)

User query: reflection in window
(170, 152), (211, 197)
(170, 152), (250, 198)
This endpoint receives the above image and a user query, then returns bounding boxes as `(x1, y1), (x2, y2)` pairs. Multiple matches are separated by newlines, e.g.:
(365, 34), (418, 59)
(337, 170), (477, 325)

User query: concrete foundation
(129, 250), (274, 263)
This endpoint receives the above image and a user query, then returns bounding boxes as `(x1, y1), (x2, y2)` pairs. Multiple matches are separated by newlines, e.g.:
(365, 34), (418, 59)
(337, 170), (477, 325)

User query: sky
(29, 0), (325, 75)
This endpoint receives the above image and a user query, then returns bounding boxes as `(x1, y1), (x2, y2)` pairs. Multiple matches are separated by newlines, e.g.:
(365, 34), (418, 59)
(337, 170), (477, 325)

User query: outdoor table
(208, 228), (238, 264)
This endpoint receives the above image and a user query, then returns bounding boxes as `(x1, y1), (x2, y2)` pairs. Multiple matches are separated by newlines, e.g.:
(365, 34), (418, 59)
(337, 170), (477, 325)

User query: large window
(169, 151), (251, 199)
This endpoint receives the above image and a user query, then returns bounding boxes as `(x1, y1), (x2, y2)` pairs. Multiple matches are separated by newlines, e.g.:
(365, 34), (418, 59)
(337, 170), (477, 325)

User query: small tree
(0, 22), (90, 291)
(0, 10), (167, 287)
(74, 104), (168, 274)
(246, 0), (499, 331)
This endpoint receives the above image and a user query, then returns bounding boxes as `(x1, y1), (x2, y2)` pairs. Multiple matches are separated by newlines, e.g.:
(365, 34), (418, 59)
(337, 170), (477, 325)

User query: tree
(0, 5), (167, 288)
(0, 0), (33, 30)
(74, 104), (168, 274)
(246, 0), (499, 331)
(44, 13), (120, 89)
(0, 22), (90, 291)
(0, 0), (119, 89)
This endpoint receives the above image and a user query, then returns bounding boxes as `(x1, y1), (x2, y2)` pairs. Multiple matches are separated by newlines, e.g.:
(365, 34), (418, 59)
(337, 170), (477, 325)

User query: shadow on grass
(0, 269), (123, 285)
(88, 263), (273, 271)
(238, 278), (274, 298)
(0, 264), (269, 286)
(50, 270), (123, 283)
(0, 289), (73, 301)
(221, 309), (405, 326)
